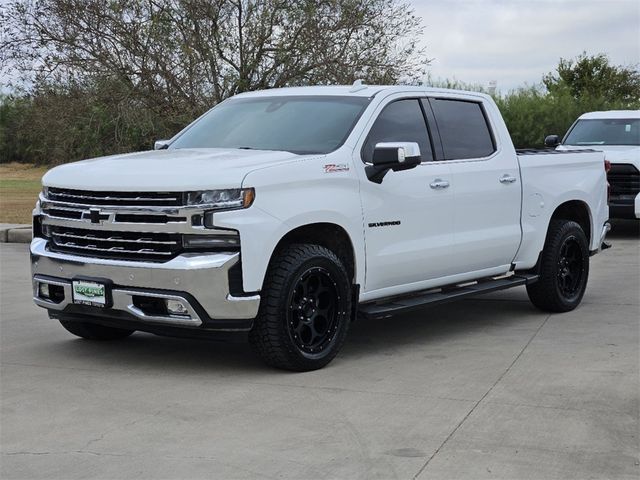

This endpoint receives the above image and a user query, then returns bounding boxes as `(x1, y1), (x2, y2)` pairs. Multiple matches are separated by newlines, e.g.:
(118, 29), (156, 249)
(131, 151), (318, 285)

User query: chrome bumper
(30, 238), (260, 330)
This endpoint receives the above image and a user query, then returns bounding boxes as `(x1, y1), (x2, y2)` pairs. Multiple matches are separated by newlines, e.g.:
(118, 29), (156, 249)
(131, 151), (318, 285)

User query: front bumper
(30, 238), (260, 331)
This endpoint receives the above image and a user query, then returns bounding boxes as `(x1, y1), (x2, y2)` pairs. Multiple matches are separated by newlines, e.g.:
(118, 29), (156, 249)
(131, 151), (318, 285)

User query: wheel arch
(269, 223), (358, 285)
(549, 200), (592, 245)
(526, 199), (593, 274)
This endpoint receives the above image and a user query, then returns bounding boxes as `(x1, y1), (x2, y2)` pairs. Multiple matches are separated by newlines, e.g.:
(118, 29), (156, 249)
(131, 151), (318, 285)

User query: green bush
(494, 84), (638, 149)
(494, 86), (574, 148)
(0, 79), (198, 165)
(0, 95), (30, 163)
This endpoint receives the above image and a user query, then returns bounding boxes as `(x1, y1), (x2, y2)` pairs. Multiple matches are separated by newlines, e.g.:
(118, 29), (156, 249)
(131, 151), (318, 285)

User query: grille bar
(48, 226), (182, 261)
(51, 231), (178, 245)
(48, 187), (183, 206)
(52, 241), (175, 256)
(53, 193), (179, 202)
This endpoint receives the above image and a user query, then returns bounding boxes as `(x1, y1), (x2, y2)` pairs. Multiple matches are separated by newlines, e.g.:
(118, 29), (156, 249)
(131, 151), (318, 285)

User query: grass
(0, 163), (49, 224)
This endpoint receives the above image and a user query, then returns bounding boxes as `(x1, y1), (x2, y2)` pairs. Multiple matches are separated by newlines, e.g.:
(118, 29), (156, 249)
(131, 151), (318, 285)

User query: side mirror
(544, 135), (560, 148)
(366, 142), (421, 184)
(154, 139), (171, 150)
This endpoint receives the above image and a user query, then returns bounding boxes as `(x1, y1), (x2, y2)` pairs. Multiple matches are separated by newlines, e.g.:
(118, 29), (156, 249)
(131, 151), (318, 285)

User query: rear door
(426, 97), (521, 273)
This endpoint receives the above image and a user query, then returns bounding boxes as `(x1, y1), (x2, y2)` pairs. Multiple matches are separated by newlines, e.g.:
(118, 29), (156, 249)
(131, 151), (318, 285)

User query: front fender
(213, 154), (365, 292)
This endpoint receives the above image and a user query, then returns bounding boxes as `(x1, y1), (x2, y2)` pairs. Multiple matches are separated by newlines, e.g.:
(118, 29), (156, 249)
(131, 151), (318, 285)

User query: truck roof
(233, 84), (492, 100)
(578, 110), (640, 120)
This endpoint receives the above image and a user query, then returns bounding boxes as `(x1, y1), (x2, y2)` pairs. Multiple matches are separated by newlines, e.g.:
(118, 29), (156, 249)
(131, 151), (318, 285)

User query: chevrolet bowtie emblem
(89, 208), (101, 224)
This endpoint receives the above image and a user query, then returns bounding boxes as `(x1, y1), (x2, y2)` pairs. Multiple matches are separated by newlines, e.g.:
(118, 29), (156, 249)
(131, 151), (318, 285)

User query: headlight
(186, 188), (255, 210)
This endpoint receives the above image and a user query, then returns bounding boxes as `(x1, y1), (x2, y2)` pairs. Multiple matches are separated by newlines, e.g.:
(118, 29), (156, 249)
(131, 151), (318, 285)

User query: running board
(358, 273), (539, 320)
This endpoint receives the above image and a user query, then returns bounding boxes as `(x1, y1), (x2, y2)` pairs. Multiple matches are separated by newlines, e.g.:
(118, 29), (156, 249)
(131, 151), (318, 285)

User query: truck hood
(558, 144), (640, 168)
(601, 146), (640, 169)
(42, 148), (304, 191)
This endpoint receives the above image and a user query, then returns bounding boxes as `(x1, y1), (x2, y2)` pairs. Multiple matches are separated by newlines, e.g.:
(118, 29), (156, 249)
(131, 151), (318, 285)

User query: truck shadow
(39, 294), (539, 373)
(343, 296), (538, 359)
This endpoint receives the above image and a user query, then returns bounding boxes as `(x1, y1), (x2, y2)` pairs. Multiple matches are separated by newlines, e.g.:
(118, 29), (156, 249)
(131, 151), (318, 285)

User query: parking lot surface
(1, 221), (638, 480)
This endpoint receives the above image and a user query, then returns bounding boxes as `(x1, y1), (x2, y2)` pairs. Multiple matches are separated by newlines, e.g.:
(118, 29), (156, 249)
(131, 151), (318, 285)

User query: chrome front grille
(47, 187), (183, 206)
(48, 226), (181, 261)
(38, 187), (238, 262)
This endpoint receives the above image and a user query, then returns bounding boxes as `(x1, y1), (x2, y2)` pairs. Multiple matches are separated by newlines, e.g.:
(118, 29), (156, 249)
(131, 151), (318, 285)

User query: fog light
(182, 233), (240, 249)
(39, 282), (50, 299)
(166, 299), (189, 316)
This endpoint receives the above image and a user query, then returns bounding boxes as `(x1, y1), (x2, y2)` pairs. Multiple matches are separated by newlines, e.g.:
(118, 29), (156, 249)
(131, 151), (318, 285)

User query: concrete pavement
(1, 221), (638, 479)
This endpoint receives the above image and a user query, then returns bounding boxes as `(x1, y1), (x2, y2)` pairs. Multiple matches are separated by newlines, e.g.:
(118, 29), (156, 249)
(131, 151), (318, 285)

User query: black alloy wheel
(527, 219), (590, 312)
(556, 235), (585, 300)
(249, 243), (352, 371)
(287, 267), (341, 355)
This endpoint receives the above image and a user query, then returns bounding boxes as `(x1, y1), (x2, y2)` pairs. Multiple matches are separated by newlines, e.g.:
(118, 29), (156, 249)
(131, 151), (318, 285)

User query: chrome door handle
(499, 175), (517, 184)
(429, 179), (450, 189)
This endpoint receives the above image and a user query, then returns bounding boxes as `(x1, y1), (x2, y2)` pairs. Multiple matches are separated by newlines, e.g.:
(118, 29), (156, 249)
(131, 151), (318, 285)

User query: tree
(1, 0), (427, 114)
(0, 0), (427, 164)
(543, 52), (640, 106)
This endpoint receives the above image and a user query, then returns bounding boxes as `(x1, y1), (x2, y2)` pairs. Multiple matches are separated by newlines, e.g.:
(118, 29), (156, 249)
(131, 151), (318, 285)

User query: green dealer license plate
(72, 280), (107, 307)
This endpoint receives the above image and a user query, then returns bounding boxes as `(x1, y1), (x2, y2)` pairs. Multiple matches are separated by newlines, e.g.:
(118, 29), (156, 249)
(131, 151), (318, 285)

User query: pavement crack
(4, 451), (55, 456)
(81, 404), (174, 451)
(412, 313), (552, 480)
(240, 380), (475, 403)
(482, 398), (633, 416)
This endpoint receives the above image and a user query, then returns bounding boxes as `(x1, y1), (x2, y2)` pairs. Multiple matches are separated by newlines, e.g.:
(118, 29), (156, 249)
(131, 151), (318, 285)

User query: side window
(362, 99), (433, 163)
(430, 99), (495, 160)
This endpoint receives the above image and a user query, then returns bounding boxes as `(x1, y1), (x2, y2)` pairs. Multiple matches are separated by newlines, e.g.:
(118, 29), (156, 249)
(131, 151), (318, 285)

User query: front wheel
(526, 220), (590, 312)
(249, 244), (352, 371)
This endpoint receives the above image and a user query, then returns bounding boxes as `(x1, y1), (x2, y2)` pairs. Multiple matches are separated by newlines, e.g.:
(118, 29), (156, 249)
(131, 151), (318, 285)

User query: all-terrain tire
(59, 319), (135, 340)
(249, 243), (352, 371)
(526, 219), (590, 312)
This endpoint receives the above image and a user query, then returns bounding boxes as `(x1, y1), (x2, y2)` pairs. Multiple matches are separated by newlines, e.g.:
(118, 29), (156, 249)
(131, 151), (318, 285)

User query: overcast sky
(0, 0), (638, 93)
(412, 0), (640, 91)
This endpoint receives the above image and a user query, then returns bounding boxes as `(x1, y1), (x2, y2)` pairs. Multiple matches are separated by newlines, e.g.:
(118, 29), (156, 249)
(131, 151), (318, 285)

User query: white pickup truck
(546, 110), (640, 219)
(31, 85), (610, 370)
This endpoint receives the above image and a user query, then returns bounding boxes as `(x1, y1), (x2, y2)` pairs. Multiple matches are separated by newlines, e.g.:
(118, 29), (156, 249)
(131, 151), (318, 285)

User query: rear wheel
(526, 220), (590, 312)
(59, 319), (135, 340)
(249, 243), (352, 371)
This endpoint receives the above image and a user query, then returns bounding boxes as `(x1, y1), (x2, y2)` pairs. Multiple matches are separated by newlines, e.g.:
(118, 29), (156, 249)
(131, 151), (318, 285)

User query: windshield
(564, 118), (640, 146)
(170, 95), (370, 154)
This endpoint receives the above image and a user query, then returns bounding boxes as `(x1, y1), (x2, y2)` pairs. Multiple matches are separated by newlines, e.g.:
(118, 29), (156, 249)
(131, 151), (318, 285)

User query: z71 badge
(324, 164), (349, 173)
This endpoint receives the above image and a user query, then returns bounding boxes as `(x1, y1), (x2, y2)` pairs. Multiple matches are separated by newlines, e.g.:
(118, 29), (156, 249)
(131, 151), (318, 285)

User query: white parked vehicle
(31, 84), (610, 370)
(546, 110), (640, 219)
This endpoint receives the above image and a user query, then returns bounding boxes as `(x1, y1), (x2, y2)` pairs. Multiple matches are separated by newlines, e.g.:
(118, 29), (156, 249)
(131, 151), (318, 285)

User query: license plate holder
(72, 279), (109, 308)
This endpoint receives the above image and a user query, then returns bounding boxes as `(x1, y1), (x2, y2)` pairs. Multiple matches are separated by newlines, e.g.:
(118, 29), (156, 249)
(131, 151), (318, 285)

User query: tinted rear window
(430, 99), (495, 160)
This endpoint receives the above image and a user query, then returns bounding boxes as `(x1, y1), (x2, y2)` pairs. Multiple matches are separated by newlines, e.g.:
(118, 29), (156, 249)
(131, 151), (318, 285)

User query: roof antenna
(349, 79), (367, 93)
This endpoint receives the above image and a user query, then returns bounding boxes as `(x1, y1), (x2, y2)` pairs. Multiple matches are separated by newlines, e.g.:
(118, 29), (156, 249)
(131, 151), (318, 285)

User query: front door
(357, 97), (456, 294)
